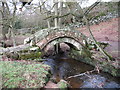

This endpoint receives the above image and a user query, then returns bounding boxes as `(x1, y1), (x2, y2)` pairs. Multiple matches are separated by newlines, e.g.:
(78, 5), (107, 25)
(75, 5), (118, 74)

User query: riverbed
(43, 54), (120, 88)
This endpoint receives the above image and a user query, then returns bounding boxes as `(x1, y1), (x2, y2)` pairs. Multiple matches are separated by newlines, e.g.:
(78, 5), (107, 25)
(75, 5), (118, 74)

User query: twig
(44, 13), (71, 20)
(95, 65), (100, 73)
(67, 69), (96, 79)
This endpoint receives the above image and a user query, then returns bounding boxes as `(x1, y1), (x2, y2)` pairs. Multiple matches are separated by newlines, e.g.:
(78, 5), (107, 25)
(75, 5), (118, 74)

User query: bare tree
(10, 1), (17, 47)
(0, 0), (18, 47)
(41, 0), (51, 28)
(1, 2), (10, 40)
(65, 0), (113, 60)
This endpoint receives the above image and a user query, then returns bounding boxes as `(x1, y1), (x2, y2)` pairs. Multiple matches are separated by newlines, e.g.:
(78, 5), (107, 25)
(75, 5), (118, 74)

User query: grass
(0, 61), (51, 88)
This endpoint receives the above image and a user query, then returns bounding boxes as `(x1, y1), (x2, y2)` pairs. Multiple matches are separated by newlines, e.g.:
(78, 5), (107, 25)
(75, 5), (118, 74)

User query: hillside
(70, 2), (118, 27)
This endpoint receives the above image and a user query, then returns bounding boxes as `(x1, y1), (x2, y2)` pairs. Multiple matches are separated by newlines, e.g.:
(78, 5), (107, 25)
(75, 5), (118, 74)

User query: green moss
(70, 48), (92, 60)
(100, 61), (108, 66)
(57, 80), (68, 89)
(111, 69), (117, 76)
(20, 52), (42, 60)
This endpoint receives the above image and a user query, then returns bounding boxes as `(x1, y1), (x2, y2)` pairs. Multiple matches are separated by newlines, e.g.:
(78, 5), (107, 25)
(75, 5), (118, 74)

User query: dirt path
(76, 17), (119, 58)
(76, 18), (119, 42)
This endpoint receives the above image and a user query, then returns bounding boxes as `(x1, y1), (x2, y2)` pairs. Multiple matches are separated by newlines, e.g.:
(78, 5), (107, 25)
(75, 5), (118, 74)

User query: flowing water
(43, 53), (120, 88)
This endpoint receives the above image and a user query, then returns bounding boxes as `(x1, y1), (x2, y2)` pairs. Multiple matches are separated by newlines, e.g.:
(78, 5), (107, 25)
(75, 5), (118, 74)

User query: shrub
(14, 20), (22, 29)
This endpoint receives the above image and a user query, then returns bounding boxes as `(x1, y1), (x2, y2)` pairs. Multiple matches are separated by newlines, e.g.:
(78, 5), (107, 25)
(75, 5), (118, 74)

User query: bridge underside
(37, 37), (83, 51)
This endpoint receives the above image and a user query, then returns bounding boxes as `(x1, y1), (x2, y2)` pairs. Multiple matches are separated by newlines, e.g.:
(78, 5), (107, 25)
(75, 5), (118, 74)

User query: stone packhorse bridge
(30, 27), (119, 77)
(27, 27), (91, 52)
(3, 27), (119, 77)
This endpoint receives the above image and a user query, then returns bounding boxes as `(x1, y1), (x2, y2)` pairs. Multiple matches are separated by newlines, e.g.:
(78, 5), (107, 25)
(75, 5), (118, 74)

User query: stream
(43, 53), (120, 88)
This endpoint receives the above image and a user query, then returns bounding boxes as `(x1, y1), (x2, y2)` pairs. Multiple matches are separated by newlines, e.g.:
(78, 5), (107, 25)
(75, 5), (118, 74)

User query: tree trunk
(1, 2), (9, 40)
(47, 19), (51, 28)
(72, 16), (76, 23)
(0, 44), (31, 54)
(41, 0), (51, 28)
(54, 2), (58, 27)
(7, 29), (12, 39)
(77, 3), (113, 61)
(2, 26), (8, 40)
(66, 1), (113, 60)
(10, 1), (17, 47)
(59, 2), (63, 27)
(46, 12), (51, 28)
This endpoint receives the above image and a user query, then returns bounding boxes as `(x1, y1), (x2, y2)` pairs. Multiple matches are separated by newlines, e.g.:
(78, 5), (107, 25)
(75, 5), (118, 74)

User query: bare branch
(44, 13), (71, 20)
(67, 69), (96, 79)
(41, 3), (57, 14)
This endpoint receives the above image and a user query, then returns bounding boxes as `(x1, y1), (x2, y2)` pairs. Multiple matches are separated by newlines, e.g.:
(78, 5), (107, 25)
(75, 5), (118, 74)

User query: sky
(80, 0), (113, 7)
(3, 0), (118, 13)
(30, 0), (116, 8)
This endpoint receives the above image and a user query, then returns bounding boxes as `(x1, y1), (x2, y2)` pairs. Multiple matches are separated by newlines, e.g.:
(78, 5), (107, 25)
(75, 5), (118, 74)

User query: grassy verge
(0, 61), (51, 88)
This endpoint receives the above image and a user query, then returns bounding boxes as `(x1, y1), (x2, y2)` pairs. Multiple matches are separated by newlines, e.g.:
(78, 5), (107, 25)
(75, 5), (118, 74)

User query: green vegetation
(107, 2), (118, 13)
(17, 46), (42, 60)
(14, 20), (22, 29)
(57, 80), (68, 90)
(89, 12), (106, 21)
(19, 52), (42, 60)
(1, 61), (51, 88)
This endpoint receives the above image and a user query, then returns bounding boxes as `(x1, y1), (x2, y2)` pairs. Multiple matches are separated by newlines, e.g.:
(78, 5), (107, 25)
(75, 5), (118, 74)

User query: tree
(65, 0), (113, 60)
(1, 2), (10, 40)
(54, 2), (58, 27)
(41, 0), (51, 28)
(44, 0), (113, 60)
(0, 0), (18, 46)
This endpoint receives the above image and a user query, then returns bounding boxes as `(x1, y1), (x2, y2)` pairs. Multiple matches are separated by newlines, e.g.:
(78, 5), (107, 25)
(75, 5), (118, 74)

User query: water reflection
(80, 75), (120, 88)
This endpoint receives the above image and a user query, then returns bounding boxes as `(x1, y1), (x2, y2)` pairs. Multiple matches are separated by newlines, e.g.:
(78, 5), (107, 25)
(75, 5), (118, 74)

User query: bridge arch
(33, 27), (90, 51)
(40, 36), (83, 51)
